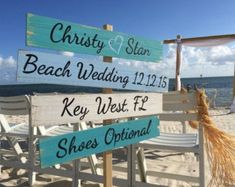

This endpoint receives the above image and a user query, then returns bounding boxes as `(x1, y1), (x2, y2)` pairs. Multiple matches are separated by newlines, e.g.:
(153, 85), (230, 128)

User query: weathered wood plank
(146, 170), (199, 183)
(26, 14), (163, 62)
(163, 92), (196, 103)
(0, 96), (27, 102)
(163, 102), (196, 111)
(0, 108), (28, 115)
(102, 24), (113, 187)
(158, 113), (198, 121)
(0, 96), (28, 115)
(0, 102), (28, 110)
(39, 116), (159, 168)
(17, 50), (169, 92)
(31, 92), (162, 126)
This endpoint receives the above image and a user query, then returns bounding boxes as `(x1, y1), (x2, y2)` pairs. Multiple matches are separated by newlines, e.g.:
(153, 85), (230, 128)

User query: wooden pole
(163, 33), (235, 44)
(72, 123), (80, 187)
(233, 63), (235, 97)
(175, 35), (181, 91)
(103, 24), (113, 187)
(230, 63), (235, 113)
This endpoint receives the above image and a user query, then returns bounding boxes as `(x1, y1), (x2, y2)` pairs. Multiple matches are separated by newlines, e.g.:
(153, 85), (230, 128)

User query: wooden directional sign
(27, 13), (163, 62)
(17, 50), (169, 92)
(39, 116), (159, 168)
(30, 92), (162, 126)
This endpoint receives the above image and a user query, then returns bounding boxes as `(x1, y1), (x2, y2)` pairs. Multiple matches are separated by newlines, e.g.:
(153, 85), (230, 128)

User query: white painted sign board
(17, 50), (169, 92)
(31, 92), (162, 126)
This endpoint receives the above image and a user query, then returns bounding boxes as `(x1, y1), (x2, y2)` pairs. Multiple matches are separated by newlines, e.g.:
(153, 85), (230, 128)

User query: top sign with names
(27, 13), (163, 62)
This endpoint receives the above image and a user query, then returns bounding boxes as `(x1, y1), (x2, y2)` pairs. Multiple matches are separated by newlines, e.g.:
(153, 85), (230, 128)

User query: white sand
(1, 108), (234, 187)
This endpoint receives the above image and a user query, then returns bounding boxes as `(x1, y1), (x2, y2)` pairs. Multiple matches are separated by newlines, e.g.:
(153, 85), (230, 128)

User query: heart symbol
(108, 35), (124, 54)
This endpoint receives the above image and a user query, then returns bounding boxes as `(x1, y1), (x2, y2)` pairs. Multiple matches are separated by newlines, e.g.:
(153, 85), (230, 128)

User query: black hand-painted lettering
(126, 38), (151, 56)
(61, 97), (75, 117)
(23, 55), (72, 77)
(61, 97), (89, 120)
(77, 62), (94, 80)
(68, 136), (78, 154)
(140, 96), (148, 111)
(133, 95), (148, 111)
(96, 96), (128, 114)
(105, 128), (114, 145)
(150, 74), (157, 87)
(50, 23), (105, 54)
(96, 96), (110, 114)
(137, 72), (144, 85)
(50, 23), (63, 43)
(56, 138), (68, 158)
(23, 54), (38, 74)
(126, 38), (134, 54)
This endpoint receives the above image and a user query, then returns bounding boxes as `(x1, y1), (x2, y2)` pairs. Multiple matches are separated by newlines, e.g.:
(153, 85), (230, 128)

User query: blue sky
(1, 0), (235, 84)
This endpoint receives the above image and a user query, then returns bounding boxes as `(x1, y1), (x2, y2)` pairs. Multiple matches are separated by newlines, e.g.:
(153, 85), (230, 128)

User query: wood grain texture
(158, 113), (198, 121)
(163, 92), (196, 103)
(39, 116), (160, 168)
(17, 50), (169, 92)
(30, 92), (162, 126)
(26, 14), (163, 62)
(0, 96), (29, 115)
(163, 102), (196, 111)
(102, 23), (113, 187)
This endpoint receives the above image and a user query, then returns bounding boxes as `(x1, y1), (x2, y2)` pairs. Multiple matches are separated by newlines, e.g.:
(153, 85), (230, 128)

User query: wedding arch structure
(163, 34), (235, 112)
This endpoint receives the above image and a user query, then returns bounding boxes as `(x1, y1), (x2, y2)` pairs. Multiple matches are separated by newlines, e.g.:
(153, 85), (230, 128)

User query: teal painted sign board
(39, 116), (159, 168)
(27, 13), (163, 62)
(17, 50), (169, 92)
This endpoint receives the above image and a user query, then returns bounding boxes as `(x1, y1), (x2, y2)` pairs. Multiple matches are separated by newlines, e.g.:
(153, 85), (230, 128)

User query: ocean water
(169, 76), (234, 107)
(0, 76), (233, 107)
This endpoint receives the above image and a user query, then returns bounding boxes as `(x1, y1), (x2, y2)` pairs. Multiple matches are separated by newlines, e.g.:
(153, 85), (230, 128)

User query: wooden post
(103, 24), (113, 187)
(28, 97), (36, 186)
(127, 144), (136, 187)
(198, 123), (205, 186)
(231, 63), (235, 113)
(175, 35), (182, 91)
(233, 63), (235, 97)
(72, 123), (80, 187)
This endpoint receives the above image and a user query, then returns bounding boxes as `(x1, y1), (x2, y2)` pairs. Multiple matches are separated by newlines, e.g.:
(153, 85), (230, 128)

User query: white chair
(0, 95), (101, 186)
(136, 91), (205, 187)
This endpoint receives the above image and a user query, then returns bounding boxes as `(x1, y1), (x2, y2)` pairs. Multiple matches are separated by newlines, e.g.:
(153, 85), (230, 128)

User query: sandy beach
(0, 108), (234, 187)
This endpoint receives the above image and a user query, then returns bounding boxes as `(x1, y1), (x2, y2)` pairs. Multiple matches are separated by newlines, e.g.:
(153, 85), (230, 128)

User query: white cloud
(115, 43), (235, 78)
(0, 55), (17, 84)
(114, 58), (171, 82)
(0, 55), (16, 67)
(0, 57), (2, 66)
(1, 43), (235, 85)
(163, 44), (235, 78)
(206, 46), (235, 65)
(60, 51), (75, 57)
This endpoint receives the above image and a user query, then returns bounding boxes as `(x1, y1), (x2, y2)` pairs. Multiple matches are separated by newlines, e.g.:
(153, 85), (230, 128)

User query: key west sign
(39, 116), (159, 168)
(30, 92), (162, 126)
(17, 50), (169, 92)
(27, 14), (162, 62)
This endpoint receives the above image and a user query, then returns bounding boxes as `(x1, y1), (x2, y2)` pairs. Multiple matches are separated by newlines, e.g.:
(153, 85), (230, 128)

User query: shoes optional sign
(27, 14), (162, 62)
(17, 50), (168, 92)
(39, 116), (159, 168)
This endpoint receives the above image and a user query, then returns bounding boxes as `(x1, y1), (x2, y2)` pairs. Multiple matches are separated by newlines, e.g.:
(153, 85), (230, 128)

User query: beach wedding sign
(17, 50), (169, 92)
(30, 92), (162, 126)
(21, 13), (165, 184)
(26, 13), (163, 62)
(39, 116), (159, 168)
